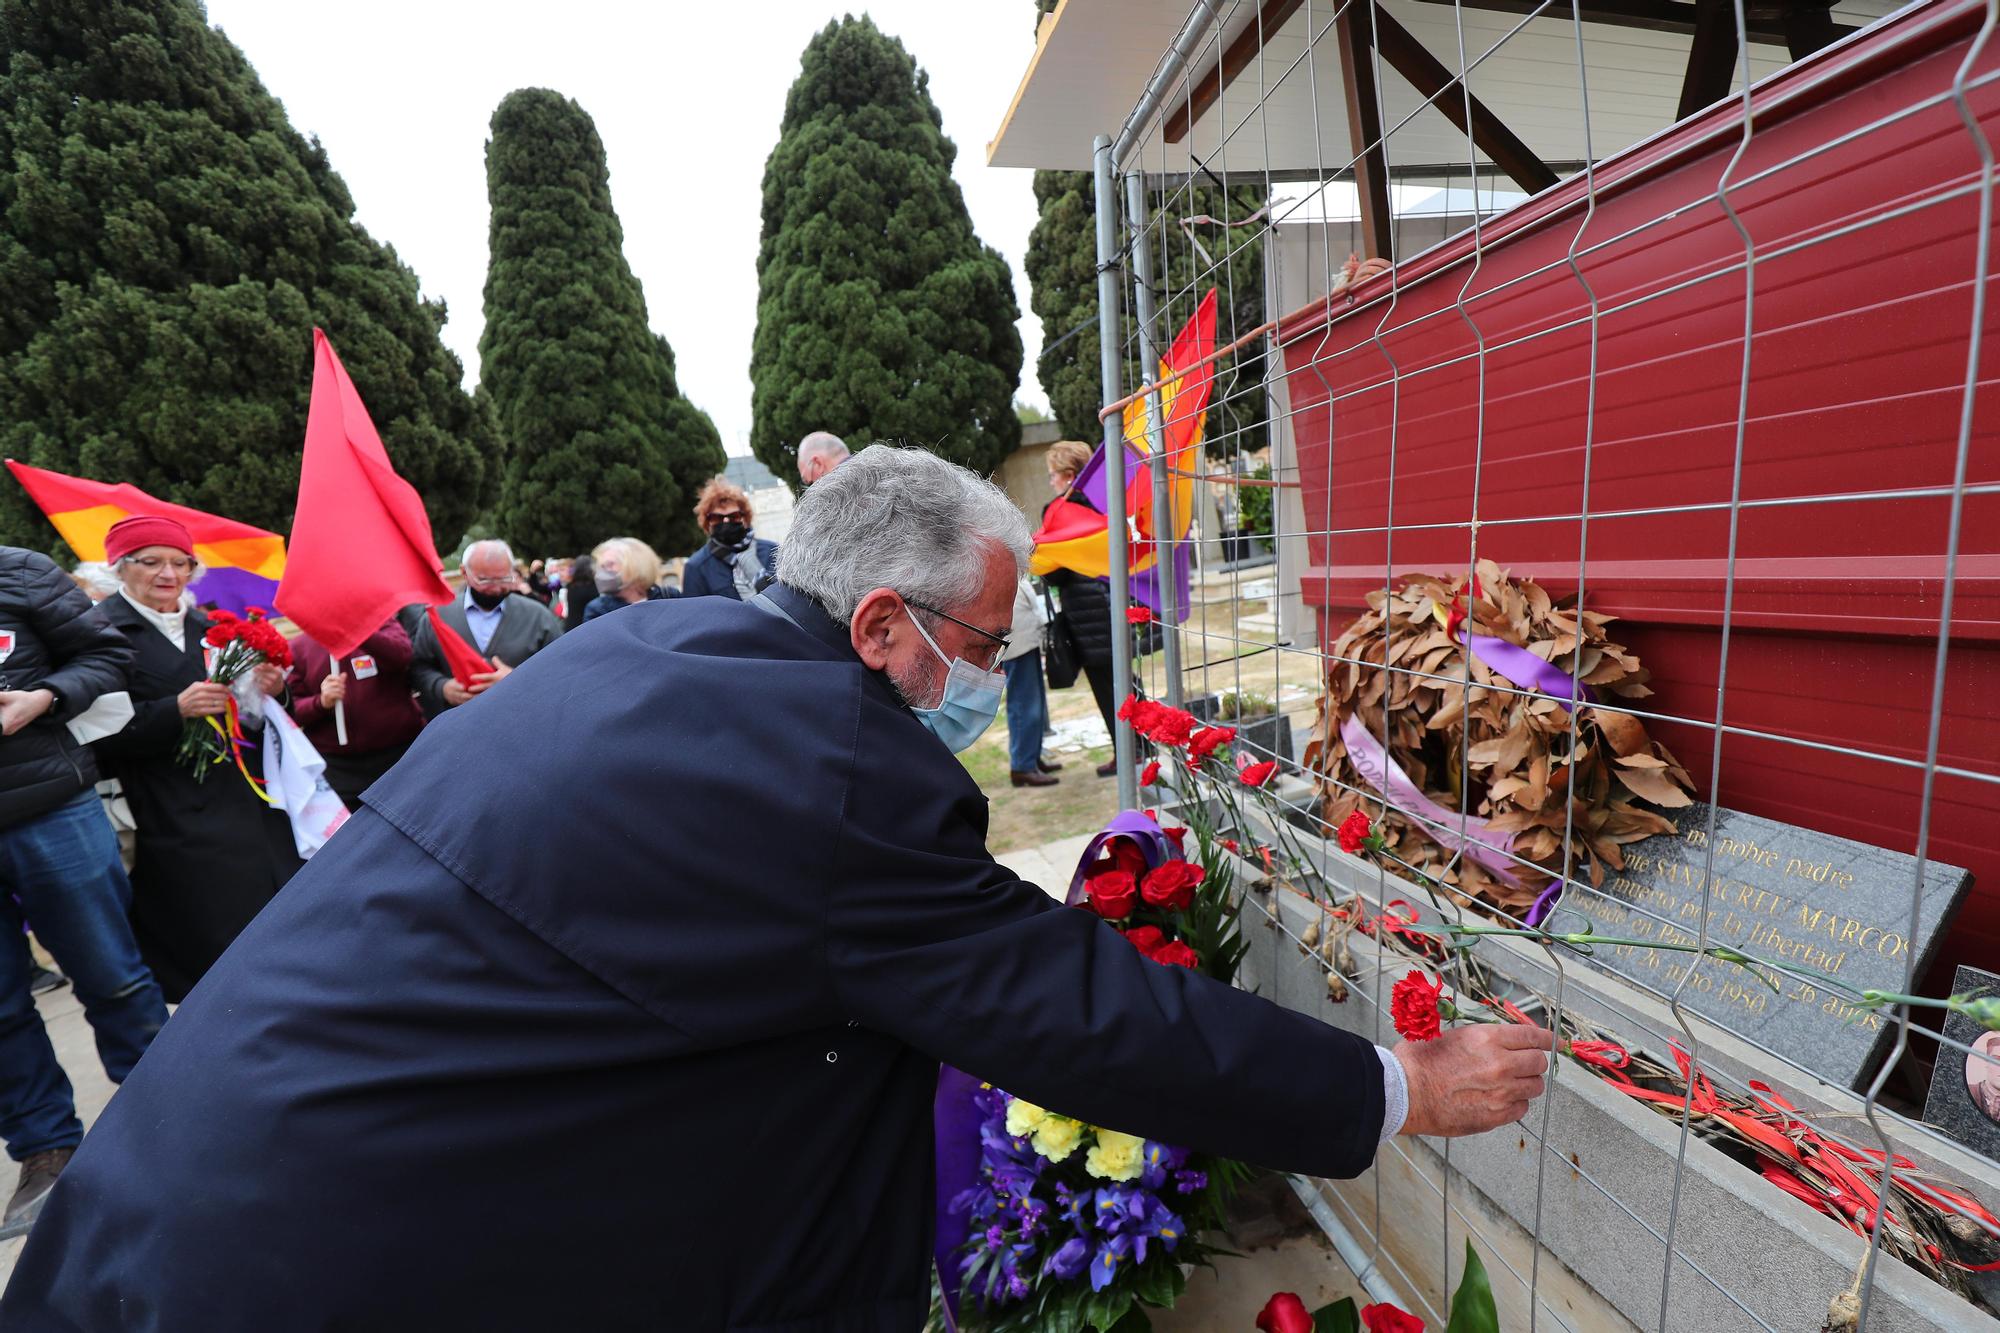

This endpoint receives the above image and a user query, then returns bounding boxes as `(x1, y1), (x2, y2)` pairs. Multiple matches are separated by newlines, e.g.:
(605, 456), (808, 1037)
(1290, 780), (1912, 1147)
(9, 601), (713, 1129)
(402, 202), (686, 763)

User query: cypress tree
(1023, 0), (1267, 455)
(481, 88), (723, 559)
(0, 0), (495, 552)
(751, 16), (1022, 485)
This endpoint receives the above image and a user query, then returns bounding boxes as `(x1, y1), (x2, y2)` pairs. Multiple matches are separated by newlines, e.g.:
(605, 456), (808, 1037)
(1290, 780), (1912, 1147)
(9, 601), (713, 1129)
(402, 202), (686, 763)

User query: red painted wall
(1277, 0), (2000, 989)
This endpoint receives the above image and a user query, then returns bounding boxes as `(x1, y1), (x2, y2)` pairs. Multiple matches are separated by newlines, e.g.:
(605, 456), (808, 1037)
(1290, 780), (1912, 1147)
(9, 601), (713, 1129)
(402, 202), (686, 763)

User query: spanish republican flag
(5, 459), (287, 615)
(1028, 289), (1217, 620)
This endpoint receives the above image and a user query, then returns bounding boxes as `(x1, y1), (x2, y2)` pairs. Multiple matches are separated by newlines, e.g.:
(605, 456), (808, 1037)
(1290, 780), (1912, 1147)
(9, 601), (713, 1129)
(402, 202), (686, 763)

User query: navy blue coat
(1, 584), (1385, 1332)
(681, 536), (779, 600)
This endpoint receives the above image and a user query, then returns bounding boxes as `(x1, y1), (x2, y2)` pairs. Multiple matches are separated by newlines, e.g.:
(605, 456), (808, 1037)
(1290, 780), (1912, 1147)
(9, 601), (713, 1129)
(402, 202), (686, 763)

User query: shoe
(5, 1147), (74, 1229)
(1096, 759), (1119, 778)
(1037, 757), (1064, 773)
(1010, 770), (1060, 788)
(27, 964), (68, 995)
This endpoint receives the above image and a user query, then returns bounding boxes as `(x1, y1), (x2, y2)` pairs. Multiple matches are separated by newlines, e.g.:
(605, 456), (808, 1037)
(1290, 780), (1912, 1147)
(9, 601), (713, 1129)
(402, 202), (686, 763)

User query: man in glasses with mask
(408, 538), (564, 716)
(4, 447), (1553, 1332)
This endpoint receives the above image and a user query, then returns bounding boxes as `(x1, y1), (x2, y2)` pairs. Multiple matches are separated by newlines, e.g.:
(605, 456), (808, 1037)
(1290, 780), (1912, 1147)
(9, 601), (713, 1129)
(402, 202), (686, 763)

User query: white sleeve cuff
(1376, 1044), (1409, 1142)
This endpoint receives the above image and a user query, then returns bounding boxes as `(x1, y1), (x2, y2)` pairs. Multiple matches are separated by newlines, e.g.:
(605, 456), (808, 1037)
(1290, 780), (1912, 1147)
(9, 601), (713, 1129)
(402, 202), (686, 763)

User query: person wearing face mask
(88, 516), (303, 1002)
(408, 539), (564, 719)
(3, 446), (1554, 1332)
(679, 479), (779, 601)
(581, 538), (679, 623)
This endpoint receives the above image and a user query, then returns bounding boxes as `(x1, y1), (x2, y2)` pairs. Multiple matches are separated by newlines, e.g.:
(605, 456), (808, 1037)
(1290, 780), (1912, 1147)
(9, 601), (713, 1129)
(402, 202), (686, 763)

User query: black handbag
(1040, 584), (1083, 689)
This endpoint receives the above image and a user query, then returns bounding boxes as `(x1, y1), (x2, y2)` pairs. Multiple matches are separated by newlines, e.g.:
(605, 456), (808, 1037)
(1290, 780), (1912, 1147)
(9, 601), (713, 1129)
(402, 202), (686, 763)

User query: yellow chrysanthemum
(1031, 1116), (1085, 1163)
(1004, 1099), (1049, 1140)
(1084, 1129), (1145, 1181)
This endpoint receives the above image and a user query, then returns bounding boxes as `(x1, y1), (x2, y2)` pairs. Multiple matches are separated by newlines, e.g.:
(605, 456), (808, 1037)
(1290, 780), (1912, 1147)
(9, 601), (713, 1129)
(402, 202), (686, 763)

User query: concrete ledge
(1222, 805), (2000, 1333)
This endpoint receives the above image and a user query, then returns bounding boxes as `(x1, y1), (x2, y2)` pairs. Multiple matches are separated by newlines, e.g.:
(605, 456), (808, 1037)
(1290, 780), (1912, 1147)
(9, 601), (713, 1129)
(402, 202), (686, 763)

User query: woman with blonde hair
(582, 537), (677, 622)
(1040, 440), (1125, 777)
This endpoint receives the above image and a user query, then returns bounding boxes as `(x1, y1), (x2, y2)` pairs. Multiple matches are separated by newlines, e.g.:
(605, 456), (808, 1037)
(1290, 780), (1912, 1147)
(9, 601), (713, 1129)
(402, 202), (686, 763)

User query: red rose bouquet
(176, 607), (293, 783)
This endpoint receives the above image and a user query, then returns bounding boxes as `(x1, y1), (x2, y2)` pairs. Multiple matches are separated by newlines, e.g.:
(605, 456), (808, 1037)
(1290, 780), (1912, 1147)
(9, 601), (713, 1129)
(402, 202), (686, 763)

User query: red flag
(425, 606), (493, 688)
(276, 329), (453, 659)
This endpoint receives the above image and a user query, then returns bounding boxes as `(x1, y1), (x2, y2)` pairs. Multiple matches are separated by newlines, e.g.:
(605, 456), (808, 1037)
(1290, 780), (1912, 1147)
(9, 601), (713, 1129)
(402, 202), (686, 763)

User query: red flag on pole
(276, 329), (455, 659)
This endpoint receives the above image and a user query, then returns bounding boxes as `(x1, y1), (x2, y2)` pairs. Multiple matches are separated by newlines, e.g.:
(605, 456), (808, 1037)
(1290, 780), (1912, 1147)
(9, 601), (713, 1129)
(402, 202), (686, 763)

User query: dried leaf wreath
(1307, 560), (1696, 915)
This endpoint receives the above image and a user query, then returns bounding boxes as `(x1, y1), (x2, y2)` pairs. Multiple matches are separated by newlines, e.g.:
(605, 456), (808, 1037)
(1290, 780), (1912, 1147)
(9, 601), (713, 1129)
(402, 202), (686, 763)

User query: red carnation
(1220, 838), (1240, 854)
(1125, 606), (1152, 624)
(243, 605), (270, 621)
(1139, 760), (1160, 786)
(1255, 1292), (1315, 1333)
(1391, 970), (1445, 1043)
(1239, 760), (1277, 787)
(1141, 860), (1204, 913)
(1338, 810), (1374, 854)
(1187, 725), (1236, 763)
(207, 608), (241, 623)
(1151, 941), (1200, 970)
(203, 621), (240, 648)
(1145, 708), (1197, 747)
(1361, 1303), (1425, 1333)
(1123, 925), (1166, 957)
(1161, 825), (1187, 850)
(1085, 871), (1139, 920)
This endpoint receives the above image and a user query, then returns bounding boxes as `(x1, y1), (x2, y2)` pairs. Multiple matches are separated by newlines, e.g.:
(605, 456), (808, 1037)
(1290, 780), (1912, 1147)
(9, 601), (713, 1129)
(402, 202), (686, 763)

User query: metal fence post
(1094, 133), (1138, 809)
(1122, 169), (1185, 707)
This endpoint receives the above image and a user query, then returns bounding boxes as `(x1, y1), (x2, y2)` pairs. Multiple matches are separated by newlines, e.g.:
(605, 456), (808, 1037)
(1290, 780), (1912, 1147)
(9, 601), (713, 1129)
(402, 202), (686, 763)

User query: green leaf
(1444, 1240), (1500, 1333)
(1311, 1296), (1359, 1333)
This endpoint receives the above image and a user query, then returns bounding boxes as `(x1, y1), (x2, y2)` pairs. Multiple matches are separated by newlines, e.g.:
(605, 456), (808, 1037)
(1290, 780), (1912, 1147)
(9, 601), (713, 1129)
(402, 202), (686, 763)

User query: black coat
(3, 584), (1384, 1332)
(581, 584), (679, 622)
(0, 547), (132, 829)
(89, 595), (303, 1002)
(681, 536), (779, 600)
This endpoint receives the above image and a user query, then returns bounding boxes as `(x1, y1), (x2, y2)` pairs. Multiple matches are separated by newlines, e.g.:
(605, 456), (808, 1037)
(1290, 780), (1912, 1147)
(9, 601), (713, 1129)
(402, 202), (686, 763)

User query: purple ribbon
(933, 811), (1183, 1325)
(1458, 630), (1596, 706)
(1524, 879), (1565, 928)
(1064, 808), (1178, 906)
(1339, 714), (1522, 885)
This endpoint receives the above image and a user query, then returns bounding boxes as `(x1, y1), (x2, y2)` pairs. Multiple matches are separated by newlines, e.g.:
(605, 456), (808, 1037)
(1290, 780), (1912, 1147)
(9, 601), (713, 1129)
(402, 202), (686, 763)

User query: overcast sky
(202, 1), (1048, 456)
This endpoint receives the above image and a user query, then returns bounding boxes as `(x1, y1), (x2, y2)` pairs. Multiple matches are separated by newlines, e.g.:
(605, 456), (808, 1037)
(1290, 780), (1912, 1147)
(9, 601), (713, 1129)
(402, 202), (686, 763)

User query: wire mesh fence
(1078, 0), (2000, 1327)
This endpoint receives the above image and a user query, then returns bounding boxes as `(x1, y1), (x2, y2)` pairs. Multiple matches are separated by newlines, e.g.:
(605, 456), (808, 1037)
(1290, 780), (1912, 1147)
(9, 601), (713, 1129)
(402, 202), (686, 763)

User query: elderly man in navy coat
(2, 448), (1551, 1331)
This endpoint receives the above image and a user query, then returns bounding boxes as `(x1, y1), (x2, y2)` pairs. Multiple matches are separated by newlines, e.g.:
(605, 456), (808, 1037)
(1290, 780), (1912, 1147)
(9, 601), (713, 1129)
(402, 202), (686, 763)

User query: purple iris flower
(1044, 1236), (1090, 1281)
(1056, 1181), (1092, 1233)
(1138, 1141), (1189, 1190)
(1089, 1234), (1133, 1292)
(1017, 1196), (1048, 1239)
(1174, 1168), (1208, 1194)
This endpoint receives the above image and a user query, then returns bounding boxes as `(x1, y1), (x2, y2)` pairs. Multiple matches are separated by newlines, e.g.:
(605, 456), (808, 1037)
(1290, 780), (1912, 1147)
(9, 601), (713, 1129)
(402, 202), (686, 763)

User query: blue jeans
(1001, 652), (1049, 775)
(0, 789), (168, 1159)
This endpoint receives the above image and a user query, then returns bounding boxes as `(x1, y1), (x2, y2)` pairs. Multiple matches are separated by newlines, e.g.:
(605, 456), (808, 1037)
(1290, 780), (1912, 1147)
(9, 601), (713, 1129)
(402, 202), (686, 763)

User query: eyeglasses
(709, 511), (749, 525)
(463, 570), (515, 589)
(902, 597), (1010, 672)
(128, 556), (195, 575)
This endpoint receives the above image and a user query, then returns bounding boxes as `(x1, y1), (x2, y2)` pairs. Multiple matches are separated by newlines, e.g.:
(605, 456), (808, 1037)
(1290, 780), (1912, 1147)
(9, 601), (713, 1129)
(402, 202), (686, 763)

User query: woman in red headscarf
(89, 516), (302, 1001)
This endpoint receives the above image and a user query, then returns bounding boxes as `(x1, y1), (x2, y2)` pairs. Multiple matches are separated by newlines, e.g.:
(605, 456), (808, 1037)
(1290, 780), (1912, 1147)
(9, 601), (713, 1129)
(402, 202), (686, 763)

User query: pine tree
(480, 88), (723, 559)
(0, 0), (495, 553)
(1023, 0), (1267, 456)
(751, 16), (1022, 485)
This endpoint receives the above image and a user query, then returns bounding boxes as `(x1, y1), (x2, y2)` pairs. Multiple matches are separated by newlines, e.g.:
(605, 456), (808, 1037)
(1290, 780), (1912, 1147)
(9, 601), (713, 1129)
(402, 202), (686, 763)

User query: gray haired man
(795, 430), (850, 485)
(408, 538), (564, 715)
(0, 447), (1552, 1332)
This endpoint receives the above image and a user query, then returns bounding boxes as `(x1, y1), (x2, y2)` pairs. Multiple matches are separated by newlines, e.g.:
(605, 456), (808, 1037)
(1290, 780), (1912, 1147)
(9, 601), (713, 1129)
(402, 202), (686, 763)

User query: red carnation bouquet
(176, 607), (293, 783)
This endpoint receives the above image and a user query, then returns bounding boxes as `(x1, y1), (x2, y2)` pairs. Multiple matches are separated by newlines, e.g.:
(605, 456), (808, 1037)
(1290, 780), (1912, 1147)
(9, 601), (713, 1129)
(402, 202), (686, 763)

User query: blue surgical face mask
(904, 606), (1004, 753)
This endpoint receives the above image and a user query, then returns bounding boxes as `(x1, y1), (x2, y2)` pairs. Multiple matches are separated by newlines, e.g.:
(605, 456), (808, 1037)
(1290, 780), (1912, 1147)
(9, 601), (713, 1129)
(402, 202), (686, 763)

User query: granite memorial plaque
(1557, 803), (1973, 1090)
(1921, 966), (2000, 1162)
